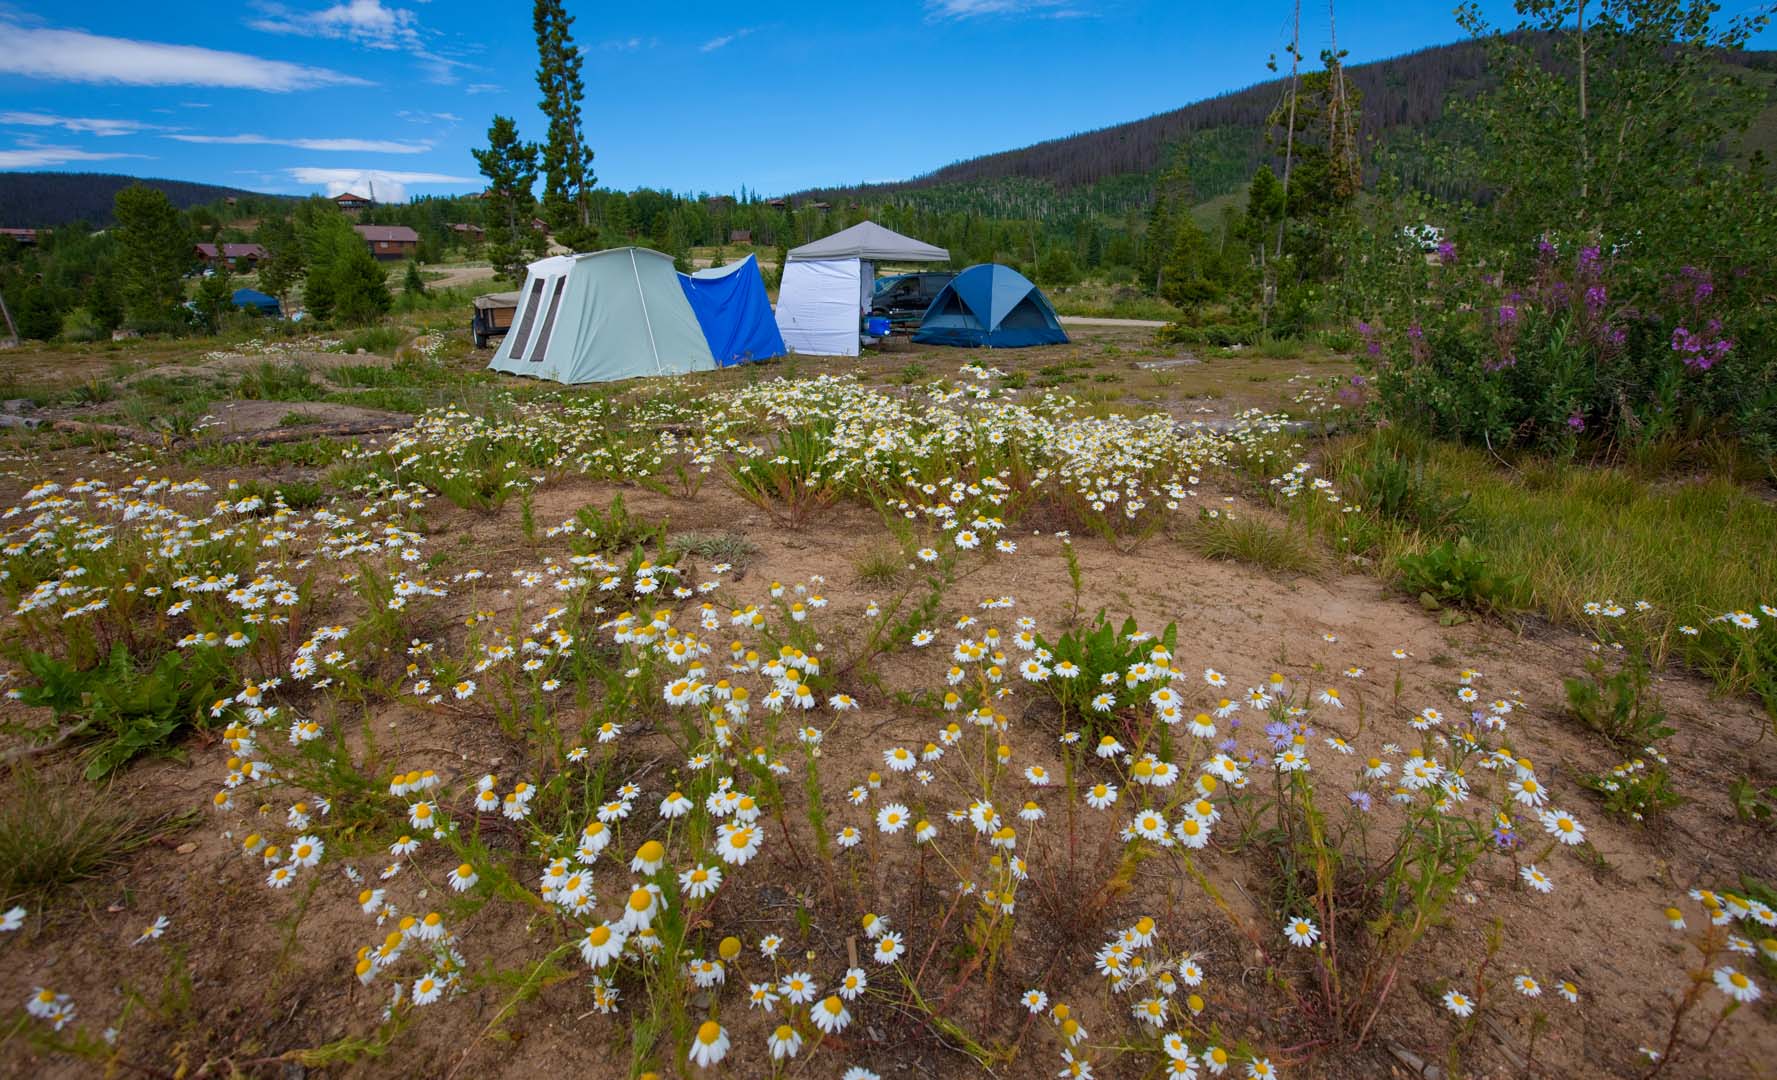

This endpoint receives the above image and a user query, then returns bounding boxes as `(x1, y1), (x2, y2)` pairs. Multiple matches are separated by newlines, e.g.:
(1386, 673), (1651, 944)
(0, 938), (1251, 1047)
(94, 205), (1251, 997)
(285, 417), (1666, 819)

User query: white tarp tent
(487, 247), (715, 383)
(774, 221), (949, 357)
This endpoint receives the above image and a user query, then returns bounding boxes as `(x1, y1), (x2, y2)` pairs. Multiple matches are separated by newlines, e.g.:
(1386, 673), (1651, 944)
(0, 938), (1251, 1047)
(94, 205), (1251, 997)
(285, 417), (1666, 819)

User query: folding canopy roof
(776, 220), (950, 356)
(787, 221), (949, 263)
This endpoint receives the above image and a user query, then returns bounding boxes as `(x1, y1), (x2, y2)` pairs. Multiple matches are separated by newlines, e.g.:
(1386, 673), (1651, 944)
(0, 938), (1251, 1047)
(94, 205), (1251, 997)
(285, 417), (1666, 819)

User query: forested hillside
(0, 173), (290, 227)
(799, 36), (1777, 212)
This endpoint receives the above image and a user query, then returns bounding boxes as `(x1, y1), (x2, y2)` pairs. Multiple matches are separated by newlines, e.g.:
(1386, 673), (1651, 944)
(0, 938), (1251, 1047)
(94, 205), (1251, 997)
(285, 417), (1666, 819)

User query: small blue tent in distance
(678, 255), (786, 366)
(911, 264), (1068, 348)
(232, 288), (281, 317)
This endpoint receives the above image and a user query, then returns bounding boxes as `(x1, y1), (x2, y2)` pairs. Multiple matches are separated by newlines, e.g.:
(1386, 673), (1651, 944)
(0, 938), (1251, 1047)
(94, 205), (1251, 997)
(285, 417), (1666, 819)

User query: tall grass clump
(1188, 512), (1322, 575)
(0, 767), (188, 906)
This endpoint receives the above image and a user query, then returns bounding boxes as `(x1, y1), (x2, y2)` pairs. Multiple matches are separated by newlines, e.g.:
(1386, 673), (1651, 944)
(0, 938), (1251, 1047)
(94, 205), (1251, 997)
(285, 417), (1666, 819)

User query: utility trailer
(471, 291), (520, 349)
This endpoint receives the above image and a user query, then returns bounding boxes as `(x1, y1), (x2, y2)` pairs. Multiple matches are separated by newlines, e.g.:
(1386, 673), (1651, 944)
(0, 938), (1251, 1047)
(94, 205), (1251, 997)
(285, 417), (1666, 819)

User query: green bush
(1580, 755), (1683, 823)
(58, 307), (104, 342)
(1394, 537), (1523, 612)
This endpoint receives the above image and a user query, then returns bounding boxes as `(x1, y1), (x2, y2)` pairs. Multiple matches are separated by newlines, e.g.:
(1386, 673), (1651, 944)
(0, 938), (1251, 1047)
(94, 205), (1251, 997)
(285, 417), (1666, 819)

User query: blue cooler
(865, 316), (891, 337)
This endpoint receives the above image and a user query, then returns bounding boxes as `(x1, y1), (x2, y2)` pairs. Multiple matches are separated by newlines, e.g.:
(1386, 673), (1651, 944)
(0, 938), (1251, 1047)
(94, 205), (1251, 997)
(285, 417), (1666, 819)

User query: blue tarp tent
(678, 255), (786, 366)
(232, 288), (281, 317)
(911, 264), (1068, 348)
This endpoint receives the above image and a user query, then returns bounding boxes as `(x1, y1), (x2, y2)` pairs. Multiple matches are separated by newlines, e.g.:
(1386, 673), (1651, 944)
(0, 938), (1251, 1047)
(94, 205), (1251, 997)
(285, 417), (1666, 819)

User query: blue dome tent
(911, 264), (1067, 348)
(678, 255), (786, 366)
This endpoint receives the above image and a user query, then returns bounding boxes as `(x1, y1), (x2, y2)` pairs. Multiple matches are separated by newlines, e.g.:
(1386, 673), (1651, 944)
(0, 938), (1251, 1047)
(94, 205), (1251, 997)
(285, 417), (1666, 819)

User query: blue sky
(2, 0), (1773, 202)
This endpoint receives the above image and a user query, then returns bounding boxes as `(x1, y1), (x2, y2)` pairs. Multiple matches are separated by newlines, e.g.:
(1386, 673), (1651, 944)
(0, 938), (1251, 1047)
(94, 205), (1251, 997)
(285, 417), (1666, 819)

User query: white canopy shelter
(773, 221), (949, 357)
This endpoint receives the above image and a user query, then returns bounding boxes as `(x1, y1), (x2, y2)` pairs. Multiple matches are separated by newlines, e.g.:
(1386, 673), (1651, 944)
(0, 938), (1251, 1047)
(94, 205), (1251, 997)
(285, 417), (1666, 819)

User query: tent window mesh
(1001, 297), (1047, 329)
(507, 278), (547, 360)
(529, 278), (568, 363)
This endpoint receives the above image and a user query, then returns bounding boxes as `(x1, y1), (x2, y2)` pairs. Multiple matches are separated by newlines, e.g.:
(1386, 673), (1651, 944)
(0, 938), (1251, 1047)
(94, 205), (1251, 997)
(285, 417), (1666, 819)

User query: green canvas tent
(487, 247), (716, 383)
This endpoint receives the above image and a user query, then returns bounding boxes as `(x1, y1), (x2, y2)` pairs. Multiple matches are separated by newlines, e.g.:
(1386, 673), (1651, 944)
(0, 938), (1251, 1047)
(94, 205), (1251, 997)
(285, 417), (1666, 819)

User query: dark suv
(871, 272), (955, 325)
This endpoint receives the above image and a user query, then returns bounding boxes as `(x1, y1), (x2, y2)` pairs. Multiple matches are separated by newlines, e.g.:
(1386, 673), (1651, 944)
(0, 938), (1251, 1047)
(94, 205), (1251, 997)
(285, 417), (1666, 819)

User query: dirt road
(1056, 315), (1170, 328)
(428, 264), (500, 290)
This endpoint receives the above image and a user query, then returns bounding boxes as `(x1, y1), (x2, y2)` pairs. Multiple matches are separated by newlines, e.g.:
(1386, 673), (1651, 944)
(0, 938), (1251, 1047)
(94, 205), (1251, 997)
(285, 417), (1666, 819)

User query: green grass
(328, 356), (455, 389)
(328, 325), (408, 357)
(1335, 432), (1777, 629)
(235, 362), (326, 402)
(0, 766), (194, 907)
(327, 388), (428, 414)
(1252, 334), (1306, 360)
(1047, 293), (1180, 321)
(1187, 514), (1323, 575)
(277, 480), (327, 510)
(181, 437), (350, 470)
(1301, 429), (1777, 710)
(853, 545), (905, 586)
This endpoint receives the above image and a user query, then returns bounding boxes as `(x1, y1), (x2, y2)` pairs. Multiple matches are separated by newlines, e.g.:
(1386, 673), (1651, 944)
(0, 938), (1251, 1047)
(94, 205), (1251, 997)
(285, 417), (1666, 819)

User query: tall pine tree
(113, 184), (191, 329)
(473, 115), (545, 281)
(533, 0), (597, 251)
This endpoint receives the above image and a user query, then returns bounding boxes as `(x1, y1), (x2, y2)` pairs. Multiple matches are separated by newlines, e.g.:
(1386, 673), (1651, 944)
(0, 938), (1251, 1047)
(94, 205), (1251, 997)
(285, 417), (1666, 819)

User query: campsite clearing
(0, 322), (1771, 1080)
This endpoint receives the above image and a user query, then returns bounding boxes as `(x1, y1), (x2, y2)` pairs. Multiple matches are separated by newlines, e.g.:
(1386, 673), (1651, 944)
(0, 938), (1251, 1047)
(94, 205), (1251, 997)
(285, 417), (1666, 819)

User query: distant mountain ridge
(0, 173), (290, 228)
(797, 36), (1777, 206)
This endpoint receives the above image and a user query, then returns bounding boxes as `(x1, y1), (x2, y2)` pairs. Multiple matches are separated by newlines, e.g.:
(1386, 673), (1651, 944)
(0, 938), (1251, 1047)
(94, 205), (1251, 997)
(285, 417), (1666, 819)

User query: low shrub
(1563, 653), (1674, 748)
(1395, 537), (1523, 612)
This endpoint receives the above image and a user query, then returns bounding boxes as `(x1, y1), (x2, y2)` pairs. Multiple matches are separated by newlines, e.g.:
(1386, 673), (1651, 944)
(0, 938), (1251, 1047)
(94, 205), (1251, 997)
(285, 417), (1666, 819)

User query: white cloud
(699, 27), (756, 53)
(0, 111), (171, 138)
(287, 167), (475, 202)
(0, 144), (148, 168)
(0, 21), (368, 91)
(603, 37), (643, 52)
(248, 0), (418, 49)
(248, 0), (470, 85)
(398, 110), (460, 125)
(169, 133), (432, 153)
(464, 83), (502, 95)
(924, 0), (1077, 17)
